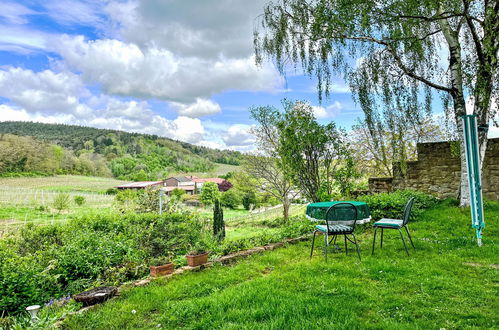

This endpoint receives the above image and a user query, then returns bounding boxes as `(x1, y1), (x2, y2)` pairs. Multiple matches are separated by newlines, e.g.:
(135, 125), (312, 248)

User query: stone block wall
(368, 177), (393, 193)
(391, 138), (499, 200)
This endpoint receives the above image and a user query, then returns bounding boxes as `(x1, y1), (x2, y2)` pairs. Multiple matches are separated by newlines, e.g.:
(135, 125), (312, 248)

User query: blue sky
(0, 0), (369, 151)
(1, 1), (494, 151)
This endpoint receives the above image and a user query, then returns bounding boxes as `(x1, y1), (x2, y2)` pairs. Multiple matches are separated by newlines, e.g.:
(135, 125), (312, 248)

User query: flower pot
(186, 252), (209, 267)
(149, 263), (174, 277)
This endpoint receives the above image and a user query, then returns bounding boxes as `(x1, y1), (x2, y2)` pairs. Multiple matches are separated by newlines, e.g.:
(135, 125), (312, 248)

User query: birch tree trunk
(439, 15), (470, 207)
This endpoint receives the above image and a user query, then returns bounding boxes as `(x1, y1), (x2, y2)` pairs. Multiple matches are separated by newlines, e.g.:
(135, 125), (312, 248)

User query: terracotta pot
(186, 252), (209, 267)
(149, 263), (174, 277)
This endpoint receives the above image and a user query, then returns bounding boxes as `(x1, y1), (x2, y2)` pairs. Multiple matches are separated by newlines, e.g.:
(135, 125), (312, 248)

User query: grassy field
(0, 175), (122, 234)
(62, 201), (498, 329)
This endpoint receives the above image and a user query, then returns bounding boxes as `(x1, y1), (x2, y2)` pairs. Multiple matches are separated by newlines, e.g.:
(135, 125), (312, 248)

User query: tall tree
(243, 154), (296, 221)
(350, 111), (448, 177)
(251, 101), (349, 202)
(254, 0), (498, 206)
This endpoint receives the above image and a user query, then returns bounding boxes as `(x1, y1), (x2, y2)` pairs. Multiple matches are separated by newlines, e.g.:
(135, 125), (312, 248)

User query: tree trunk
(283, 196), (290, 222)
(438, 15), (470, 207)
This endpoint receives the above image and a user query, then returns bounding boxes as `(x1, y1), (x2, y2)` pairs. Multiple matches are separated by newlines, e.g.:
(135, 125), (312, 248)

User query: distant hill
(0, 121), (243, 180)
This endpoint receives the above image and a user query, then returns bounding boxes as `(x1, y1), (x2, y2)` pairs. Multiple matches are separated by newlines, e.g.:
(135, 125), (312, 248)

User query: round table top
(306, 201), (371, 225)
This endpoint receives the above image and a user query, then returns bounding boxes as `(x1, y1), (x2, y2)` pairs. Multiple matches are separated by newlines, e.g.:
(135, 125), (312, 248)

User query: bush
(242, 191), (257, 210)
(74, 195), (85, 206)
(0, 211), (202, 314)
(53, 193), (70, 212)
(171, 188), (185, 200)
(357, 190), (438, 221)
(220, 190), (241, 209)
(105, 188), (118, 195)
(200, 182), (219, 206)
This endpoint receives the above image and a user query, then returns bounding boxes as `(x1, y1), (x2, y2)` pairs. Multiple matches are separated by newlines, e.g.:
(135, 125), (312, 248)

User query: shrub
(220, 190), (241, 209)
(74, 195), (85, 206)
(0, 211), (202, 314)
(53, 193), (70, 212)
(200, 182), (219, 206)
(357, 190), (438, 221)
(242, 191), (257, 210)
(171, 188), (185, 200)
(105, 188), (118, 195)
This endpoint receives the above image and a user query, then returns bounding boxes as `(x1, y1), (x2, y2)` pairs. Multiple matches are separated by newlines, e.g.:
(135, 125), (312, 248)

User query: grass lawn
(62, 201), (498, 329)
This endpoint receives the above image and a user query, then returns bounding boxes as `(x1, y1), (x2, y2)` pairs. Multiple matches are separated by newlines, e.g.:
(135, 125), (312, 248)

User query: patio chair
(310, 202), (361, 261)
(371, 197), (416, 256)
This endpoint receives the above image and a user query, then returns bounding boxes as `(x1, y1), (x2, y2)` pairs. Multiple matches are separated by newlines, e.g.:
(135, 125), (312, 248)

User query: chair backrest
(325, 202), (358, 231)
(402, 197), (416, 226)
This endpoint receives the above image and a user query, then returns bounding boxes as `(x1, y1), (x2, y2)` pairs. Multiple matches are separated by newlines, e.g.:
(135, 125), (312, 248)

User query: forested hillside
(0, 122), (243, 180)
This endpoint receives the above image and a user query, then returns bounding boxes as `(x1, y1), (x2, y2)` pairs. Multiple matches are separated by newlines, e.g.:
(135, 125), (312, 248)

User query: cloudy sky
(1, 1), (495, 151)
(0, 0), (364, 151)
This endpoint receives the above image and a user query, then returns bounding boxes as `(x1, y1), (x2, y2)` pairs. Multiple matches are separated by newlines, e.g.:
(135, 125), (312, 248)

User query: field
(0, 175), (123, 233)
(0, 175), (305, 242)
(62, 201), (499, 329)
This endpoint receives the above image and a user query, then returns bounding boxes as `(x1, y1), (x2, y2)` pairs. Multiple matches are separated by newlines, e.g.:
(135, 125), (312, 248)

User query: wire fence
(0, 187), (113, 207)
(226, 204), (307, 224)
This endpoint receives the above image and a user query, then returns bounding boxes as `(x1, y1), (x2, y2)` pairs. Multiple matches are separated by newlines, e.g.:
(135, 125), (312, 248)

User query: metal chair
(371, 197), (416, 256)
(310, 202), (361, 261)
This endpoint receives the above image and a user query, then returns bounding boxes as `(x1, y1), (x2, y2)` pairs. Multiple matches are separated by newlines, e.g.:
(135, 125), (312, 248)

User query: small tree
(74, 195), (85, 206)
(220, 190), (241, 209)
(53, 193), (70, 213)
(171, 188), (185, 200)
(200, 182), (219, 206)
(213, 198), (225, 241)
(242, 191), (257, 210)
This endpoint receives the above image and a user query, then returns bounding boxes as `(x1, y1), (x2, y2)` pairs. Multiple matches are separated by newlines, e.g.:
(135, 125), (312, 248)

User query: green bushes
(0, 211), (201, 314)
(53, 193), (70, 212)
(357, 190), (438, 221)
(74, 195), (85, 206)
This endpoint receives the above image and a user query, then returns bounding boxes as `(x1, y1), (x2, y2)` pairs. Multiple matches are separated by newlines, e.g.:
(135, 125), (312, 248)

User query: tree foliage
(0, 122), (246, 179)
(200, 182), (220, 206)
(251, 100), (352, 202)
(254, 0), (498, 205)
(213, 198), (225, 241)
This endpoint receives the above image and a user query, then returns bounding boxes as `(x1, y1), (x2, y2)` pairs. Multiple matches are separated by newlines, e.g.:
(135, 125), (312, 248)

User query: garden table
(306, 201), (371, 225)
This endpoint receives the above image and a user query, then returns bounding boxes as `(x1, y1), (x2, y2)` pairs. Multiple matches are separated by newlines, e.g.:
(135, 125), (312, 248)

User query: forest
(0, 121), (243, 180)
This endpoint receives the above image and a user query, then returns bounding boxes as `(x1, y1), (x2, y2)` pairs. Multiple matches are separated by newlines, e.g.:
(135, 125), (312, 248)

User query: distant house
(192, 177), (232, 193)
(163, 176), (196, 195)
(117, 176), (232, 195)
(116, 181), (164, 190)
(163, 176), (232, 195)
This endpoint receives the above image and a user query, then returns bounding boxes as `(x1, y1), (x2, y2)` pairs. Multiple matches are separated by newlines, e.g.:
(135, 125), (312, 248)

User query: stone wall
(390, 138), (499, 200)
(368, 177), (393, 193)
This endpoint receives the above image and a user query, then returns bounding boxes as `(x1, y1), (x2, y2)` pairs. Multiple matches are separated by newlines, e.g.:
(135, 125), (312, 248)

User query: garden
(4, 194), (495, 329)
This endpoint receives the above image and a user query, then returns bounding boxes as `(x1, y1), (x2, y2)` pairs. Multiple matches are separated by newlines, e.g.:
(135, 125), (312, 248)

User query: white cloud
(0, 2), (36, 24)
(0, 25), (51, 53)
(41, 0), (106, 27)
(0, 67), (90, 116)
(311, 101), (343, 119)
(312, 106), (328, 119)
(53, 35), (281, 103)
(107, 0), (268, 59)
(222, 124), (255, 147)
(171, 98), (221, 118)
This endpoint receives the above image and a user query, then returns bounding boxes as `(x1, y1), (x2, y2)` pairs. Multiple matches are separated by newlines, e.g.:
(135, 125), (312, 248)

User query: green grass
(0, 175), (126, 193)
(62, 201), (498, 329)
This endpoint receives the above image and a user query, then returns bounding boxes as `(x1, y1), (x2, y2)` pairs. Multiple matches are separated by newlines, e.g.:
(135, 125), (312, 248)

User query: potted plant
(149, 255), (174, 277)
(186, 241), (209, 267)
